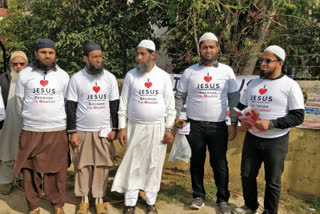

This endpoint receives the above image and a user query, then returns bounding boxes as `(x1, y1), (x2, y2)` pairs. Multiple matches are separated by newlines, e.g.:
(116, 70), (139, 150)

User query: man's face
(35, 48), (56, 69)
(84, 50), (103, 75)
(136, 47), (155, 73)
(199, 40), (219, 65)
(10, 56), (27, 73)
(260, 51), (283, 79)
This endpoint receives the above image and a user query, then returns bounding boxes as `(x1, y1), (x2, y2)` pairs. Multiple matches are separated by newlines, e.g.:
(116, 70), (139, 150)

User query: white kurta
(111, 65), (175, 193)
(0, 72), (19, 184)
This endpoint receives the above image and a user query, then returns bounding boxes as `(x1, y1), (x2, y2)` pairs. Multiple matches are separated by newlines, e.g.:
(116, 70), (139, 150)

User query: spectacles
(259, 58), (280, 64)
(12, 62), (26, 66)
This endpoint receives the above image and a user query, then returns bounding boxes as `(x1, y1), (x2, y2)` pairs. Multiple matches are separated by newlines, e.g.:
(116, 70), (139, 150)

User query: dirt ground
(0, 170), (295, 214)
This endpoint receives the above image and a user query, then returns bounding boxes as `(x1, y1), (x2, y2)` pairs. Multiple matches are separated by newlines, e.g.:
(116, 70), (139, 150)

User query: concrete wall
(164, 126), (320, 199)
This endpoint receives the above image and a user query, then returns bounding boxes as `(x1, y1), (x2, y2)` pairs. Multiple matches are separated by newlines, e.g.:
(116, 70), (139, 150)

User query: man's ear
(151, 51), (156, 60)
(83, 55), (88, 64)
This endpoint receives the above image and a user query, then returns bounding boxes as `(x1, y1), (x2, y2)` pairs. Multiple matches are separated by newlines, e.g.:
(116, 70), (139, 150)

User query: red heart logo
(145, 82), (152, 88)
(204, 76), (212, 83)
(259, 88), (267, 95)
(93, 86), (100, 93)
(40, 80), (48, 87)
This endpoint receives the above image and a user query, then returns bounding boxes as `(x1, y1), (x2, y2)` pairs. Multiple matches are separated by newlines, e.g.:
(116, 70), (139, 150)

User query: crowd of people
(0, 32), (304, 214)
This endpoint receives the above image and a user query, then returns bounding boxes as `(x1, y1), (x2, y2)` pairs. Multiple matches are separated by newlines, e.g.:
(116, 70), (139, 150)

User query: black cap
(35, 39), (56, 51)
(83, 42), (102, 56)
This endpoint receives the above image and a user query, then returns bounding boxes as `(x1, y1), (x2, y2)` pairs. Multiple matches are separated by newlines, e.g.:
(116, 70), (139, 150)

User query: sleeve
(227, 69), (239, 93)
(174, 91), (187, 118)
(118, 74), (130, 129)
(109, 75), (120, 101)
(288, 82), (305, 110)
(66, 76), (78, 102)
(163, 74), (176, 128)
(63, 74), (70, 98)
(228, 91), (240, 125)
(66, 100), (78, 133)
(176, 69), (189, 93)
(272, 82), (305, 129)
(272, 109), (305, 129)
(240, 87), (249, 106)
(0, 88), (5, 121)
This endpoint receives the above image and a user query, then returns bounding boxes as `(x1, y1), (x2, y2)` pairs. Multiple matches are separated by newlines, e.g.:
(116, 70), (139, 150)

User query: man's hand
(118, 128), (127, 147)
(228, 125), (237, 141)
(162, 130), (174, 144)
(106, 130), (117, 141)
(254, 119), (270, 131)
(69, 133), (80, 147)
(241, 120), (252, 129)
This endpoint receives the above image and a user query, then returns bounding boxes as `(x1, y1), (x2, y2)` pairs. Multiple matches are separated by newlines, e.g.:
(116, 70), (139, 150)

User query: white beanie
(138, 40), (156, 51)
(199, 32), (218, 44)
(264, 45), (286, 61)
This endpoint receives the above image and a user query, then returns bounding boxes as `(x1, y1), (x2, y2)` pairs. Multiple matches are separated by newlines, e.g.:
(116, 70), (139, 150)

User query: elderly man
(234, 46), (305, 214)
(175, 32), (240, 214)
(0, 51), (28, 194)
(111, 40), (176, 214)
(66, 42), (119, 214)
(13, 39), (70, 214)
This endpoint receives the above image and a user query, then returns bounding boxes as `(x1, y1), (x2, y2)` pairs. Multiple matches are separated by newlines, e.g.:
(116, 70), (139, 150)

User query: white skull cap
(264, 45), (286, 61)
(199, 32), (218, 44)
(138, 40), (156, 51)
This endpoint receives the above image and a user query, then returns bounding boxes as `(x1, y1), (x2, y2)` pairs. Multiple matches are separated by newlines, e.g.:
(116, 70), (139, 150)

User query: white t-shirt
(121, 65), (174, 124)
(240, 75), (304, 138)
(15, 67), (70, 129)
(66, 69), (119, 132)
(177, 62), (239, 122)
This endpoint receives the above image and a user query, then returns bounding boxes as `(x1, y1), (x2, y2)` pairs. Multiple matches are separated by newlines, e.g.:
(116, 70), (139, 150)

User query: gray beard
(136, 61), (151, 74)
(10, 68), (19, 82)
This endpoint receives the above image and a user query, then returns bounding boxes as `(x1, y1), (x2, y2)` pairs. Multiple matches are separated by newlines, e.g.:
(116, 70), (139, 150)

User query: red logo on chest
(40, 80), (48, 87)
(145, 78), (152, 88)
(204, 73), (212, 82)
(93, 82), (100, 93)
(259, 85), (267, 95)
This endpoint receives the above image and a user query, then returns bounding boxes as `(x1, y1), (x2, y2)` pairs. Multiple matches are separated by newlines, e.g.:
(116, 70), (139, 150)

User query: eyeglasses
(12, 62), (26, 66)
(259, 58), (280, 64)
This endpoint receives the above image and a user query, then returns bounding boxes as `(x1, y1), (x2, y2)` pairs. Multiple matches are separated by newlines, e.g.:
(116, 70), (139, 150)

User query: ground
(0, 168), (301, 214)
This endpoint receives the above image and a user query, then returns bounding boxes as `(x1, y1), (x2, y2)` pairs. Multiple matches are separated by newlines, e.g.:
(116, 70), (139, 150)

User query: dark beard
(260, 70), (273, 79)
(136, 61), (151, 73)
(34, 59), (56, 71)
(88, 63), (104, 76)
(200, 54), (216, 65)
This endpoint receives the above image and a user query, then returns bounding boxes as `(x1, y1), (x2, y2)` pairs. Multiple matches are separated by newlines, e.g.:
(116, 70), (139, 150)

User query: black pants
(186, 119), (230, 203)
(241, 132), (289, 214)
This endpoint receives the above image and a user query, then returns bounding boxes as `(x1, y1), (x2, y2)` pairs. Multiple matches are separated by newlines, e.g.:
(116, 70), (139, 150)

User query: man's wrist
(268, 120), (275, 130)
(67, 129), (77, 134)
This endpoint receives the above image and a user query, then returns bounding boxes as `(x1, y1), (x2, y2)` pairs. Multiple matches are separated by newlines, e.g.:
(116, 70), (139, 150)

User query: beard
(260, 70), (273, 79)
(35, 59), (56, 71)
(200, 53), (216, 65)
(136, 60), (152, 74)
(10, 67), (19, 82)
(87, 62), (104, 76)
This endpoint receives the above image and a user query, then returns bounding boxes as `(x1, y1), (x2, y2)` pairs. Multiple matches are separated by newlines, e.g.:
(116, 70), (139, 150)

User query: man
(111, 40), (176, 214)
(0, 51), (28, 194)
(234, 45), (305, 214)
(66, 42), (119, 214)
(175, 32), (240, 214)
(13, 39), (70, 214)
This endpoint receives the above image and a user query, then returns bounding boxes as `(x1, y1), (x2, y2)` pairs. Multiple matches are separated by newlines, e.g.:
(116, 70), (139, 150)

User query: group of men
(0, 32), (304, 214)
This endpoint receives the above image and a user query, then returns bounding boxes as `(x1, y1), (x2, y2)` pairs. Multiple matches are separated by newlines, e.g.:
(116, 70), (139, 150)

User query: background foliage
(0, 0), (319, 77)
